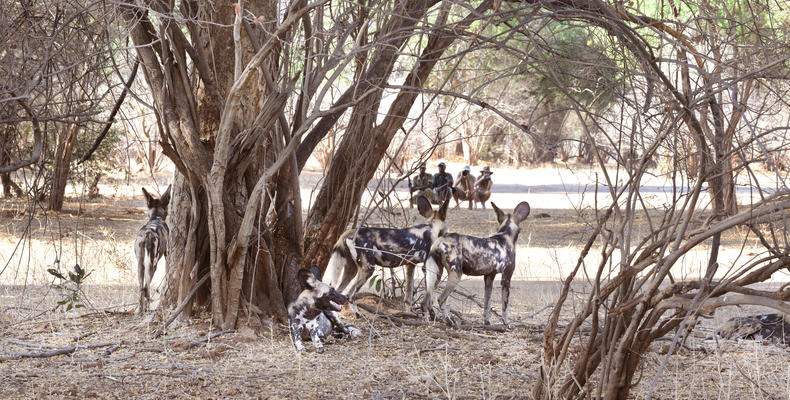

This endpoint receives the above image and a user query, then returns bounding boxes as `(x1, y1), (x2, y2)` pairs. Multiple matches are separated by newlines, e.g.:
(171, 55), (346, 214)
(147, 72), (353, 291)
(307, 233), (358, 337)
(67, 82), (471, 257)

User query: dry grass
(1, 284), (788, 399)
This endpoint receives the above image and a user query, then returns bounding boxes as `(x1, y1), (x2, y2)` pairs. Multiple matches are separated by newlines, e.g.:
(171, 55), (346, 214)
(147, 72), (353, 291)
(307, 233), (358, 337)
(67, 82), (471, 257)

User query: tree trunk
(48, 122), (79, 211)
(0, 130), (23, 198)
(303, 0), (490, 270)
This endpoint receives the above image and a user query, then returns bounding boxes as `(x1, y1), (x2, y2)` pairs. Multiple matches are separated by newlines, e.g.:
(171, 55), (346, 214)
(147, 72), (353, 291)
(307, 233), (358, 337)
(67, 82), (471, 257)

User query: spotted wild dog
(134, 185), (171, 313)
(322, 196), (449, 313)
(289, 265), (361, 352)
(423, 201), (530, 326)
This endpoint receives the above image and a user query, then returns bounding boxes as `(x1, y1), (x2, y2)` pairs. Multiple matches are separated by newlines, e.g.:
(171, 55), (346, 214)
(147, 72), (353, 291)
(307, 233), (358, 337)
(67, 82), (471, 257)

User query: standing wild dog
(134, 185), (171, 312)
(423, 201), (530, 325)
(323, 196), (449, 312)
(289, 265), (361, 352)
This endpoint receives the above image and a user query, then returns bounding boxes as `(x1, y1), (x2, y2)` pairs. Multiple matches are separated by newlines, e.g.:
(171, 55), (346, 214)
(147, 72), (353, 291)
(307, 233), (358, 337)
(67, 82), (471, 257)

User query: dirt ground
(1, 168), (789, 399)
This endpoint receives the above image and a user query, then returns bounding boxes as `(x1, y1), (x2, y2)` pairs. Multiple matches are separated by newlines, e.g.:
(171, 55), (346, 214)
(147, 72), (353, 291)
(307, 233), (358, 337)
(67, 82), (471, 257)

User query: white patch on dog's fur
(346, 237), (358, 261)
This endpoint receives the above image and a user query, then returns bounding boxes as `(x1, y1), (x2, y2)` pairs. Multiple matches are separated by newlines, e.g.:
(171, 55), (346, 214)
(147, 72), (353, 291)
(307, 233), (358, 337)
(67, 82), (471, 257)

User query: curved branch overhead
(77, 59), (140, 165)
(0, 95), (43, 174)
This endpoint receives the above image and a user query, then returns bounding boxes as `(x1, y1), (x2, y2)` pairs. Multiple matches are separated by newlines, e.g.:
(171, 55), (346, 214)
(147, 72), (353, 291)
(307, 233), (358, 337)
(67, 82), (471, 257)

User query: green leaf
(375, 278), (382, 293)
(69, 272), (79, 283)
(66, 303), (73, 311)
(57, 299), (69, 305)
(74, 263), (84, 277)
(47, 268), (65, 280)
(75, 304), (85, 308)
(368, 275), (377, 288)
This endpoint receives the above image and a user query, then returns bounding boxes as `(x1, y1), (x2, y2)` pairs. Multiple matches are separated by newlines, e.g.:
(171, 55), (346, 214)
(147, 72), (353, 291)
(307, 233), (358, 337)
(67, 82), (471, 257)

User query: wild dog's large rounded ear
(298, 268), (316, 289)
(161, 184), (172, 205)
(416, 196), (433, 219)
(438, 197), (450, 222)
(309, 264), (323, 281)
(513, 201), (531, 224)
(141, 187), (154, 207)
(491, 202), (505, 224)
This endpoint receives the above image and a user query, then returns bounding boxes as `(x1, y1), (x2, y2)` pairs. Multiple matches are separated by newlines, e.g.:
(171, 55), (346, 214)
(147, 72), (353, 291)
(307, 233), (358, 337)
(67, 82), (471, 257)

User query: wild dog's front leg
(324, 311), (362, 338)
(305, 318), (325, 352)
(482, 273), (495, 325)
(290, 319), (306, 351)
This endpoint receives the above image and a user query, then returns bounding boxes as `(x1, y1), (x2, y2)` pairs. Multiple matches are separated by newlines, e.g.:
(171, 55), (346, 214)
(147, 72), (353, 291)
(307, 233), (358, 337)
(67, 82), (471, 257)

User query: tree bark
(48, 122), (79, 211)
(0, 129), (23, 198)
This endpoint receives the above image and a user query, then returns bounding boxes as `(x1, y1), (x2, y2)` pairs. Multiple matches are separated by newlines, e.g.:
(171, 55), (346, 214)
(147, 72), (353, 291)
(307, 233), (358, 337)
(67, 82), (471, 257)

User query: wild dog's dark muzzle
(317, 288), (348, 312)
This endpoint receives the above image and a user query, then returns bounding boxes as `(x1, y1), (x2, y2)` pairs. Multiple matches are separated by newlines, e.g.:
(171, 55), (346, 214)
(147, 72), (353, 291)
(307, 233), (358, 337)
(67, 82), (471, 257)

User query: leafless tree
(117, 0), (503, 329)
(487, 1), (790, 398)
(0, 0), (131, 208)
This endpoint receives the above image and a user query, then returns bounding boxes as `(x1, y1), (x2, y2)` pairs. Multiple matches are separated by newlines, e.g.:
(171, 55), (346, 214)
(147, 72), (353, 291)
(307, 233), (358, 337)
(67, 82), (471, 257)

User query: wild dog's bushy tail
(143, 230), (160, 289)
(424, 250), (442, 292)
(323, 229), (355, 289)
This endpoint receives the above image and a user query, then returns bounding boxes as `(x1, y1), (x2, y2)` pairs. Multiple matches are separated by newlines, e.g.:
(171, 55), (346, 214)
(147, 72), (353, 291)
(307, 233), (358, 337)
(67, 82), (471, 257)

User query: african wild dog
(288, 265), (361, 352)
(423, 201), (530, 325)
(322, 196), (449, 313)
(134, 185), (171, 313)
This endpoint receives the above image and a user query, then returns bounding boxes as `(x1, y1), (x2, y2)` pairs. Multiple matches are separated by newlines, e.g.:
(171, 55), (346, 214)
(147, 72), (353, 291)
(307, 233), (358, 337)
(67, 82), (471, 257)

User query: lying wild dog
(134, 185), (171, 313)
(323, 196), (448, 312)
(423, 201), (530, 325)
(288, 265), (361, 352)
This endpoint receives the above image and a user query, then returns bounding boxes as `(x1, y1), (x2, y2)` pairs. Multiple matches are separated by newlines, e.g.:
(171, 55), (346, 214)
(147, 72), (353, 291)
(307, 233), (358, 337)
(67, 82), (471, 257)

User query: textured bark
(0, 130), (23, 198)
(126, 0), (294, 328)
(48, 122), (78, 211)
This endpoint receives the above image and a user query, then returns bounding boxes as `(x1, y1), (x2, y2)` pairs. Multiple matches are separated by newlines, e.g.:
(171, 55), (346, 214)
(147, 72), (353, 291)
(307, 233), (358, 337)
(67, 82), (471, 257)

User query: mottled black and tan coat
(288, 266), (361, 352)
(133, 185), (170, 313)
(323, 196), (448, 311)
(423, 201), (531, 325)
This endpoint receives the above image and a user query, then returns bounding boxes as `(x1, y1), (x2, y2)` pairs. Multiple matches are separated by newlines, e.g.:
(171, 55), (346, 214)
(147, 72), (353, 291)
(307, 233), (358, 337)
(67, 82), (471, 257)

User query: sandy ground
(1, 164), (789, 398)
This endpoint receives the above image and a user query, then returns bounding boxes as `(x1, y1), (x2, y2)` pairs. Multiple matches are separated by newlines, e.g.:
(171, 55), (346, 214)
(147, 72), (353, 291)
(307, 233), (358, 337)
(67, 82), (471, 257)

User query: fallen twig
(6, 340), (63, 349)
(356, 303), (429, 327)
(1, 345), (77, 360)
(73, 331), (98, 342)
(157, 272), (209, 336)
(355, 302), (543, 332)
(188, 329), (236, 348)
(0, 341), (116, 361)
(102, 343), (122, 357)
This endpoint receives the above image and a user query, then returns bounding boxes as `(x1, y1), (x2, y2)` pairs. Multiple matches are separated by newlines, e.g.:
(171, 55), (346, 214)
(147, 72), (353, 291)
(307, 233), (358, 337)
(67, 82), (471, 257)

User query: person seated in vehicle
(432, 162), (454, 204)
(411, 163), (434, 205)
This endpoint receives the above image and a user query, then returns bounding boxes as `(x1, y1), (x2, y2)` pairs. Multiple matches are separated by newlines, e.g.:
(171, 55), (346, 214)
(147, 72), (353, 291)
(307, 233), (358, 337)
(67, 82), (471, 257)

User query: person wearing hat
(432, 162), (454, 203)
(410, 163), (434, 205)
(474, 166), (493, 209)
(453, 165), (476, 209)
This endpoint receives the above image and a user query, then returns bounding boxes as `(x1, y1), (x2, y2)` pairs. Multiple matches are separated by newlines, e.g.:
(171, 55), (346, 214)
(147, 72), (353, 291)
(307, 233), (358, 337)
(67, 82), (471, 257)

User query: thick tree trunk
(48, 123), (79, 211)
(0, 130), (23, 198)
(162, 173), (211, 320)
(132, 0), (293, 328)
